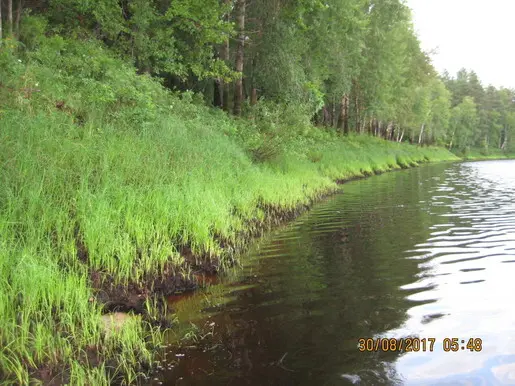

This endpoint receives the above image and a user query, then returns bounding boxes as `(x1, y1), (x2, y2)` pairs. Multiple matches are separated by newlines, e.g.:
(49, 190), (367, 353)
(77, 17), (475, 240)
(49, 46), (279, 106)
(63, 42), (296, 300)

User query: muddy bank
(88, 190), (340, 320)
(90, 159), (434, 320)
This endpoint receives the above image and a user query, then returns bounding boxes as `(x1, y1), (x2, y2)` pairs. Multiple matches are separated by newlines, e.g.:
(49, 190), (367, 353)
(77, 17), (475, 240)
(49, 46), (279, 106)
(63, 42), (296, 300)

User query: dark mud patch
(85, 181), (353, 315)
(30, 342), (152, 386)
(30, 365), (66, 386)
(86, 188), (339, 328)
(90, 267), (197, 325)
(79, 240), (221, 323)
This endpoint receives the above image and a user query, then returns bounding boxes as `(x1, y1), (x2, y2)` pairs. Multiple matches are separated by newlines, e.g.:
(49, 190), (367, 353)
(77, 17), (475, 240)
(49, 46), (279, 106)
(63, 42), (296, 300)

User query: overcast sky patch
(406, 0), (515, 89)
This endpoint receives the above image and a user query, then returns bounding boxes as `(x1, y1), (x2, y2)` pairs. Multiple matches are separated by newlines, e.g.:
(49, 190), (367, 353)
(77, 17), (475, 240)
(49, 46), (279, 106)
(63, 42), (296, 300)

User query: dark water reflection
(151, 160), (515, 385)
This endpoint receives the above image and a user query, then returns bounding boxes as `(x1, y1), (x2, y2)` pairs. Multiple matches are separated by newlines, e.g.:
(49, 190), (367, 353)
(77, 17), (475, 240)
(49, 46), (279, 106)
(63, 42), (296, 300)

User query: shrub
(19, 14), (49, 50)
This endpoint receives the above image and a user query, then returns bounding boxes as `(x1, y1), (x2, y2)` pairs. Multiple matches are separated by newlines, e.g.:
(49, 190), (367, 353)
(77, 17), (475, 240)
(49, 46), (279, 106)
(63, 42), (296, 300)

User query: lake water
(149, 160), (515, 385)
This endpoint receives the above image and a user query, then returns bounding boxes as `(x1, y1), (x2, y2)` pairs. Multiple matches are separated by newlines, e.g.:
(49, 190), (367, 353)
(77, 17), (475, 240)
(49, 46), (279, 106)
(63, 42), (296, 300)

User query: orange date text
(357, 337), (436, 352)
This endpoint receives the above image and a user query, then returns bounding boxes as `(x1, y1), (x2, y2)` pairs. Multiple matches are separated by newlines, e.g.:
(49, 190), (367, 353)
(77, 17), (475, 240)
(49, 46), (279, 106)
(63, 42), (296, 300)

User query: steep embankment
(0, 37), (458, 384)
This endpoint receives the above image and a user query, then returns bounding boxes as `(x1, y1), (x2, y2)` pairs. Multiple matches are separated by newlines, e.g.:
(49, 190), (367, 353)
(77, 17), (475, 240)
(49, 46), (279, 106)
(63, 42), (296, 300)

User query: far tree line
(0, 0), (513, 152)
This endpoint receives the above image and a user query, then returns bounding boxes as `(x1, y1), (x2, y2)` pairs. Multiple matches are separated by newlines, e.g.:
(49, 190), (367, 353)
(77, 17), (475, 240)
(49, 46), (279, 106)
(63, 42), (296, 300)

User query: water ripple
(391, 160), (515, 384)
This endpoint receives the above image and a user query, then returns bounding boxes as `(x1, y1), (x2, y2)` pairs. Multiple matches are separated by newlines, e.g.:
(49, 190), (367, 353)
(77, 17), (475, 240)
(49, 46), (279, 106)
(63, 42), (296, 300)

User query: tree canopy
(1, 0), (513, 152)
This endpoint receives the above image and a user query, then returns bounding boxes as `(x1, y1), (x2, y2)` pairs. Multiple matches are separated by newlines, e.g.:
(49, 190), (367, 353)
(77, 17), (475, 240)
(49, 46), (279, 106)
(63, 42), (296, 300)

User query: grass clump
(0, 32), (458, 384)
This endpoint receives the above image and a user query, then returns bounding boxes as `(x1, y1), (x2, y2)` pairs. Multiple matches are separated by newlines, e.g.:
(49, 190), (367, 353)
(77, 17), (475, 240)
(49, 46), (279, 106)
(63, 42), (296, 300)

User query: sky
(405, 0), (515, 89)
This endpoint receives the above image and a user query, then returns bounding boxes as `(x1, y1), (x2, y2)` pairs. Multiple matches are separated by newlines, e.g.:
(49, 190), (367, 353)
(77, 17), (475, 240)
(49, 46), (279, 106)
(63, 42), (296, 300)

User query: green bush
(19, 14), (48, 50)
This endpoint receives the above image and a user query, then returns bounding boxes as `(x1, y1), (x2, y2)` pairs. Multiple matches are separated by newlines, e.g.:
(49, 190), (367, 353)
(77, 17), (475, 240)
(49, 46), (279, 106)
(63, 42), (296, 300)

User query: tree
(480, 85), (503, 151)
(15, 0), (22, 37)
(7, 0), (12, 36)
(498, 88), (515, 151)
(233, 0), (245, 115)
(315, 0), (368, 132)
(427, 78), (452, 145)
(220, 0), (232, 111)
(244, 0), (312, 108)
(46, 0), (234, 83)
(448, 96), (478, 151)
(353, 0), (425, 137)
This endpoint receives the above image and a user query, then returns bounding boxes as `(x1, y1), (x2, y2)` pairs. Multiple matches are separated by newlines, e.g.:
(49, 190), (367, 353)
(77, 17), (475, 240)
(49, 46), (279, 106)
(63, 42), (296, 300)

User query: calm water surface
(150, 160), (515, 386)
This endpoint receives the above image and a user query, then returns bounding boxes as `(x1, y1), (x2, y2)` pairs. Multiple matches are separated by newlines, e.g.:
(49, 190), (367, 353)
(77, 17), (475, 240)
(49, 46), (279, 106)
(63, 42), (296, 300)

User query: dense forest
(1, 0), (514, 152)
(0, 0), (513, 385)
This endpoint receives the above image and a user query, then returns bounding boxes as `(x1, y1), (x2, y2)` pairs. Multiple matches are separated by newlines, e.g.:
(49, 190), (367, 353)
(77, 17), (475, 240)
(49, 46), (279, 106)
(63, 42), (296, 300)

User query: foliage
(449, 96), (479, 150)
(46, 0), (234, 79)
(443, 68), (515, 151)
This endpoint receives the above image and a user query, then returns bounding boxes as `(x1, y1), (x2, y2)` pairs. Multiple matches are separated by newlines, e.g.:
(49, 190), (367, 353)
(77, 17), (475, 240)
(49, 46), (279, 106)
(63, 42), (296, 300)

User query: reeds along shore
(0, 37), (476, 385)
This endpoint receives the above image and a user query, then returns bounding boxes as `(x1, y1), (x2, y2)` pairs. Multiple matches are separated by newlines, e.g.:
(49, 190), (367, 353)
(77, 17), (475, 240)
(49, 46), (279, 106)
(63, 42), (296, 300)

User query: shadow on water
(146, 160), (515, 386)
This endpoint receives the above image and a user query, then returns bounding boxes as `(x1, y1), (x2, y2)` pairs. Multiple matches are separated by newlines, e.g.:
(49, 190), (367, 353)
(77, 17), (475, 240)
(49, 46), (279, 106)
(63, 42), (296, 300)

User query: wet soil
(87, 188), (341, 320)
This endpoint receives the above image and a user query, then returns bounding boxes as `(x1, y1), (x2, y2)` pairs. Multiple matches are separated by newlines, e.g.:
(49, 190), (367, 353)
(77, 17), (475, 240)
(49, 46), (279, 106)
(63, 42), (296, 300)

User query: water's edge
(143, 159), (515, 384)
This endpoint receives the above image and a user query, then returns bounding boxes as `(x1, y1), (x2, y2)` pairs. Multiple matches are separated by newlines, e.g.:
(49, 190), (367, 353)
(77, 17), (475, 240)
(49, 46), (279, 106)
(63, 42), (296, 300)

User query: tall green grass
(451, 146), (515, 160)
(0, 34), (458, 383)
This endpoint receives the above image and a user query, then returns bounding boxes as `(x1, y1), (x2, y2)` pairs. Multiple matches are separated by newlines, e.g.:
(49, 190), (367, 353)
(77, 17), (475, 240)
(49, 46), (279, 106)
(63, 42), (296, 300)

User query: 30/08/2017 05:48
(357, 337), (483, 352)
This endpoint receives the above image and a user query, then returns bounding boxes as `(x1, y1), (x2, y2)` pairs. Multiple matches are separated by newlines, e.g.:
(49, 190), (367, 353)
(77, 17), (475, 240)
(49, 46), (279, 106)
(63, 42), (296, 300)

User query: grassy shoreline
(0, 37), (479, 385)
(452, 148), (515, 161)
(0, 147), (458, 386)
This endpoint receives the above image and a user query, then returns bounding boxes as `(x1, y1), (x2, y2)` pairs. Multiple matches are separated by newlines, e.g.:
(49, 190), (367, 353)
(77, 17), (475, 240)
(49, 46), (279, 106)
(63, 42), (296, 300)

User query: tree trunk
(418, 123), (425, 145)
(332, 97), (337, 127)
(448, 129), (456, 150)
(387, 122), (394, 141)
(337, 97), (344, 131)
(242, 77), (249, 101)
(399, 128), (405, 143)
(501, 128), (508, 150)
(0, 0), (3, 42)
(249, 48), (258, 107)
(221, 52), (230, 111)
(355, 92), (360, 133)
(15, 0), (22, 37)
(213, 79), (223, 108)
(499, 127), (506, 149)
(337, 95), (349, 134)
(7, 0), (12, 36)
(321, 106), (331, 126)
(366, 118), (372, 135)
(250, 88), (257, 105)
(343, 95), (349, 134)
(233, 0), (246, 116)
(353, 81), (360, 133)
(221, 0), (231, 112)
